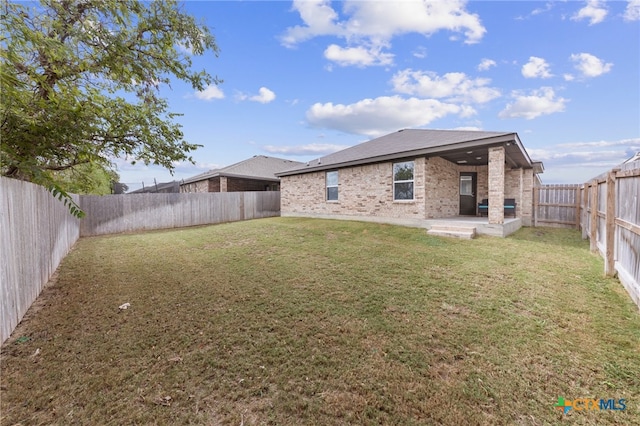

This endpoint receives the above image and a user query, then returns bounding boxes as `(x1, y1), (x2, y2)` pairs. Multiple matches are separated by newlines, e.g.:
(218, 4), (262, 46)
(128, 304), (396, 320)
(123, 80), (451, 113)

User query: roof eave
(219, 172), (280, 182)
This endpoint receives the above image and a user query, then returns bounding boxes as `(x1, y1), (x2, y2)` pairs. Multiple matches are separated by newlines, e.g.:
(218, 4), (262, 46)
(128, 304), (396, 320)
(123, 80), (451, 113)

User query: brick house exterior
(277, 129), (543, 230)
(181, 155), (303, 193)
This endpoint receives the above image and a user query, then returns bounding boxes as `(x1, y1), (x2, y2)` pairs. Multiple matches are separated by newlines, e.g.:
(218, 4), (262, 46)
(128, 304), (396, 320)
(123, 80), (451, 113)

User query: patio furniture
(504, 198), (517, 217)
(477, 198), (517, 217)
(477, 199), (489, 216)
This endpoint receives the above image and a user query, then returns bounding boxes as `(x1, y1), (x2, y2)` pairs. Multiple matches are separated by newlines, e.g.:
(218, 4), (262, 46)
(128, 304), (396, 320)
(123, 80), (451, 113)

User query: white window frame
(326, 170), (338, 201)
(393, 161), (415, 201)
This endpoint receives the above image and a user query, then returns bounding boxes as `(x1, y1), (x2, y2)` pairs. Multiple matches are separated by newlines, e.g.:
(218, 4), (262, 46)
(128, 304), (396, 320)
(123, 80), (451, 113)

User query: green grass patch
(2, 218), (639, 425)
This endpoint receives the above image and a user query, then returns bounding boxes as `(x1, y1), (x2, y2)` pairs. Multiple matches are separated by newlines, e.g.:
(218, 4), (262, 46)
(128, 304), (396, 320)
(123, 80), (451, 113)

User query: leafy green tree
(52, 163), (122, 195)
(0, 0), (220, 214)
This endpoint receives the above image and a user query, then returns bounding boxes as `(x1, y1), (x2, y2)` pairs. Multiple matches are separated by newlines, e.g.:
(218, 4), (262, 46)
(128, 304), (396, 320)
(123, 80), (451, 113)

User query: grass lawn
(1, 218), (639, 425)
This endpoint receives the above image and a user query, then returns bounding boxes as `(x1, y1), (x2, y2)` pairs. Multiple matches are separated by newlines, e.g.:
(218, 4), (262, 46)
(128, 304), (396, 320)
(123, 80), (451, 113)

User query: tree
(52, 162), (121, 195)
(0, 0), (220, 214)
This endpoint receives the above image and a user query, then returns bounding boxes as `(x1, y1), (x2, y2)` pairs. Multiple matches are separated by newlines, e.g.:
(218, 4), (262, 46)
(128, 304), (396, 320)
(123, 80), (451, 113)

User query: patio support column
(220, 176), (228, 192)
(488, 146), (505, 224)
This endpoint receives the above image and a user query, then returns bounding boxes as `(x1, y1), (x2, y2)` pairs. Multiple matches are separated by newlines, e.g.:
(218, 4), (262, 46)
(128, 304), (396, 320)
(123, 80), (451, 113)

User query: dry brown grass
(1, 218), (639, 425)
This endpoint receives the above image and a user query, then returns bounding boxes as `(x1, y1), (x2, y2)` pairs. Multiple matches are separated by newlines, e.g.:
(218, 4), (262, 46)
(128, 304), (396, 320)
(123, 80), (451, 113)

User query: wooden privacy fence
(1, 181), (280, 345)
(533, 184), (582, 228)
(80, 191), (281, 236)
(0, 177), (80, 345)
(535, 161), (639, 309)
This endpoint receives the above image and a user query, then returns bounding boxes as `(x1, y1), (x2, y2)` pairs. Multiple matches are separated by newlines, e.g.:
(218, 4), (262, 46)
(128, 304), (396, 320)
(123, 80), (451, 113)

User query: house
(276, 129), (544, 237)
(180, 155), (304, 193)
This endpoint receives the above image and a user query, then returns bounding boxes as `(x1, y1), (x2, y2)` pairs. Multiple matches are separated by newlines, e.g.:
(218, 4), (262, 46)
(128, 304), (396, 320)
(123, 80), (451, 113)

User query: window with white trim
(393, 161), (414, 200)
(326, 170), (338, 201)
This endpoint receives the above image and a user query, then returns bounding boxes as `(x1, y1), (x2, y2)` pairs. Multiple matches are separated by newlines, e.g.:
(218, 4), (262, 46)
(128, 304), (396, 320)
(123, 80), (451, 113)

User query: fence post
(605, 170), (617, 276)
(581, 185), (588, 239)
(533, 186), (539, 227)
(575, 186), (581, 230)
(589, 181), (598, 252)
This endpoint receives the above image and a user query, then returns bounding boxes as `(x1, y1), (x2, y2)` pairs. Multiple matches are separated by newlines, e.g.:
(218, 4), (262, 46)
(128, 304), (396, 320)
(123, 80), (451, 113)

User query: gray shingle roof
(182, 155), (304, 184)
(277, 129), (531, 176)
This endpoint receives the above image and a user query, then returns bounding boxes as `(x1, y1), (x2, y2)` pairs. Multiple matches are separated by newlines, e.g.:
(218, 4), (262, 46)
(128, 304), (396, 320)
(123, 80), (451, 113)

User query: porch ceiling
(439, 142), (530, 168)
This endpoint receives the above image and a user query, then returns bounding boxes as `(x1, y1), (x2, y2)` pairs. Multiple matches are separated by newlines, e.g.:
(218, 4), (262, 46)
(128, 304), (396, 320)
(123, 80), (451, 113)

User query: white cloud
(477, 58), (496, 71)
(531, 2), (554, 16)
(498, 87), (568, 120)
(194, 85), (225, 101)
(282, 0), (486, 67)
(280, 0), (342, 47)
(263, 143), (350, 156)
(391, 69), (501, 104)
(413, 46), (427, 59)
(625, 0), (640, 21)
(324, 44), (394, 67)
(570, 53), (613, 78)
(306, 96), (461, 138)
(556, 138), (640, 150)
(238, 87), (277, 104)
(251, 87), (276, 104)
(521, 56), (553, 79)
(527, 138), (640, 183)
(571, 0), (608, 25)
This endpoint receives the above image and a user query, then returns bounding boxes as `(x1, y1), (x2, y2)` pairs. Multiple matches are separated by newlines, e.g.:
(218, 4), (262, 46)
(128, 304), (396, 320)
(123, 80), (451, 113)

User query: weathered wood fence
(533, 184), (582, 228)
(80, 191), (281, 236)
(534, 161), (640, 309)
(0, 177), (80, 345)
(1, 177), (281, 344)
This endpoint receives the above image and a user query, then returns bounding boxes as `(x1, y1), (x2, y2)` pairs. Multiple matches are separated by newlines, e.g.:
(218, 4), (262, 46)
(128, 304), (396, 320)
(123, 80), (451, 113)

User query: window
(460, 175), (473, 196)
(326, 171), (338, 201)
(393, 161), (414, 200)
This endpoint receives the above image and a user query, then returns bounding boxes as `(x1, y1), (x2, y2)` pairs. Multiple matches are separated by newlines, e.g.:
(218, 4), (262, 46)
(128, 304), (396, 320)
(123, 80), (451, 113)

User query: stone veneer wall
(281, 158), (426, 220)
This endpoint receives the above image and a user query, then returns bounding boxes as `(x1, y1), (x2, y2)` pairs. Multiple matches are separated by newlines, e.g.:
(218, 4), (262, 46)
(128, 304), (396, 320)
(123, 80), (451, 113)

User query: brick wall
(488, 147), (506, 224)
(281, 158), (426, 219)
(424, 159), (492, 217)
(424, 157), (458, 217)
(209, 178), (221, 192)
(227, 177), (278, 192)
(505, 168), (534, 226)
(281, 151), (538, 224)
(180, 177), (277, 193)
(180, 179), (210, 193)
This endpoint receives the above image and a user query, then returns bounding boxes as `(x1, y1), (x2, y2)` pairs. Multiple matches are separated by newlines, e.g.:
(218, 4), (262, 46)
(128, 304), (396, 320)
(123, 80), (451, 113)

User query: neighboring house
(180, 155), (304, 193)
(276, 129), (544, 235)
(127, 181), (180, 194)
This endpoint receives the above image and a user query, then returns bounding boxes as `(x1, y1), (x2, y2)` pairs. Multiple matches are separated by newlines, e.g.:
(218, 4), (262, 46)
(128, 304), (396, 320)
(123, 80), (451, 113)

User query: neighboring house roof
(624, 152), (640, 163)
(277, 129), (539, 176)
(182, 155), (304, 185)
(128, 181), (179, 194)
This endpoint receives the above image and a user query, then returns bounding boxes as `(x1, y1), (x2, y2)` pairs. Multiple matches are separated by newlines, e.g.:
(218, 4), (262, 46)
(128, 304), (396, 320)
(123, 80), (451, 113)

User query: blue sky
(115, 0), (640, 191)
